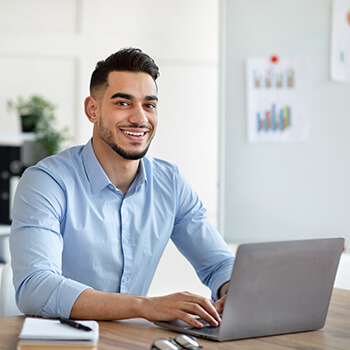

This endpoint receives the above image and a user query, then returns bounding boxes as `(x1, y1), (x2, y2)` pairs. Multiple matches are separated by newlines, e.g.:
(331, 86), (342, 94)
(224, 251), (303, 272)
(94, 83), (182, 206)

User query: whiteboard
(219, 0), (350, 244)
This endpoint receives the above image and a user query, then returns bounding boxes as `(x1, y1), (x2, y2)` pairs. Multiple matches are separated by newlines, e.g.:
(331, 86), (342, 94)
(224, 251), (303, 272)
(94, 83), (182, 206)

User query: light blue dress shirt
(10, 139), (235, 318)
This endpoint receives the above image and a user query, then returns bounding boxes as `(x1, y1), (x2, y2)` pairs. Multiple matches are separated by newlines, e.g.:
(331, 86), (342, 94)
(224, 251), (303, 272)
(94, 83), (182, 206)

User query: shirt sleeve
(10, 166), (91, 318)
(170, 169), (235, 301)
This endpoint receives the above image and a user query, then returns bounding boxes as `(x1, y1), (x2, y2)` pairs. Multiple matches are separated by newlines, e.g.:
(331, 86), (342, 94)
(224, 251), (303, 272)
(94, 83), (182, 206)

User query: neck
(91, 137), (140, 196)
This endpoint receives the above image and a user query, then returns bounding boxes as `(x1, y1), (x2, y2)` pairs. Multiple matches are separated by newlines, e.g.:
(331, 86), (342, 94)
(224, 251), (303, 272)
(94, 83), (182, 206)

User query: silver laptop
(155, 237), (344, 341)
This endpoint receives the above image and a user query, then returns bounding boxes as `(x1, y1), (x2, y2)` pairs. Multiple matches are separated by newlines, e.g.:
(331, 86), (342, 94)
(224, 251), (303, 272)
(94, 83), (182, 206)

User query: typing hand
(214, 295), (227, 316)
(214, 281), (230, 315)
(142, 291), (221, 328)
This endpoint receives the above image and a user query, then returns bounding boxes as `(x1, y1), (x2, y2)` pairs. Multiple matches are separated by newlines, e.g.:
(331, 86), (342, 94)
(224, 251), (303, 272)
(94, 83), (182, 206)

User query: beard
(98, 118), (153, 160)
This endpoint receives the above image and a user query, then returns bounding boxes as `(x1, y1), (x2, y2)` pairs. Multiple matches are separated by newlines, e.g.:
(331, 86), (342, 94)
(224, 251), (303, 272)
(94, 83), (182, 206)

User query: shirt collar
(128, 158), (147, 195)
(82, 139), (148, 195)
(82, 139), (111, 195)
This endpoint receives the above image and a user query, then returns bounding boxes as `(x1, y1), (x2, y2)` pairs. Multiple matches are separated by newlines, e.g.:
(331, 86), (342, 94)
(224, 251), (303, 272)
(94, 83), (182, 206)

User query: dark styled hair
(90, 47), (160, 97)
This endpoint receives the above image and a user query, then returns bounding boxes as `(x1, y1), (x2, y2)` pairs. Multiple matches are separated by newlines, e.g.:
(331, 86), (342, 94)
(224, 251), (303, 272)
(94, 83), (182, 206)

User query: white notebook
(19, 318), (99, 343)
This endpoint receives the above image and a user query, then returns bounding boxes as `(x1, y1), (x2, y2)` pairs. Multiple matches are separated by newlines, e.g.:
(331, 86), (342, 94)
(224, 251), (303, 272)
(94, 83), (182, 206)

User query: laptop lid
(155, 237), (344, 341)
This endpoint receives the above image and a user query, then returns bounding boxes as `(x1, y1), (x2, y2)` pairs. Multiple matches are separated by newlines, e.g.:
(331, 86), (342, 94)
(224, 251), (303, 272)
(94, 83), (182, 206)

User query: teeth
(123, 130), (145, 136)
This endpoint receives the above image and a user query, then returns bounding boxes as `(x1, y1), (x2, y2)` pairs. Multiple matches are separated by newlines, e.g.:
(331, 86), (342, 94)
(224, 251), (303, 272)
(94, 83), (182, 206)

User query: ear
(84, 96), (99, 124)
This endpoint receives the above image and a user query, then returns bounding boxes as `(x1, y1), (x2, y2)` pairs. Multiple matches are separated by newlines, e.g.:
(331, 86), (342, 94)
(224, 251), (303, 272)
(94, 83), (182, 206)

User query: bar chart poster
(330, 0), (350, 82)
(246, 57), (308, 143)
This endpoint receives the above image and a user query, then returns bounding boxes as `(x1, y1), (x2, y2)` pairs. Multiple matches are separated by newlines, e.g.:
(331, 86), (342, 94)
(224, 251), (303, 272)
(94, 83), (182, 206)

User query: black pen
(60, 318), (92, 332)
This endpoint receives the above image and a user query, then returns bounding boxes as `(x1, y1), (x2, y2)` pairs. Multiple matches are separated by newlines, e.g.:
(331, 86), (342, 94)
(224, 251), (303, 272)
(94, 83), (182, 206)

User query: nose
(129, 104), (148, 126)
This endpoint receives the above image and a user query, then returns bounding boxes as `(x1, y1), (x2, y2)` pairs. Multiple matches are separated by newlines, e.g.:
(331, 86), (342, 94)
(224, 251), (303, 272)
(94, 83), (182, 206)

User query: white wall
(220, 0), (350, 243)
(0, 0), (220, 224)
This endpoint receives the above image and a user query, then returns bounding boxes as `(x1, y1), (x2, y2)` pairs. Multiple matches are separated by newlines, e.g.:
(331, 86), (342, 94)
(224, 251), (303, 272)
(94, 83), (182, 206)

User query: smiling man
(10, 48), (235, 328)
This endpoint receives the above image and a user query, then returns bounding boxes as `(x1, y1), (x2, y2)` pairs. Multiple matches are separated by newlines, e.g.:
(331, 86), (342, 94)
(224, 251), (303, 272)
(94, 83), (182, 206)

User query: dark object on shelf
(0, 146), (23, 225)
(20, 114), (38, 133)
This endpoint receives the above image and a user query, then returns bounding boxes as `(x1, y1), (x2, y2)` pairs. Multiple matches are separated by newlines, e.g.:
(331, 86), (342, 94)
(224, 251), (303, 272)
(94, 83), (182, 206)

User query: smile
(122, 130), (146, 137)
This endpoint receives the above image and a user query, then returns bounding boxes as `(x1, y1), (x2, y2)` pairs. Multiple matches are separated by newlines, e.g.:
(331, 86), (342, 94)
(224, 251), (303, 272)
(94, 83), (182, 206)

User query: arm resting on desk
(70, 288), (222, 328)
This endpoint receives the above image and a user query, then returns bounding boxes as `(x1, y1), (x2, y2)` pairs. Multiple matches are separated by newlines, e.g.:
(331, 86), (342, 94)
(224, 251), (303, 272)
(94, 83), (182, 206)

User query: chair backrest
(0, 262), (22, 316)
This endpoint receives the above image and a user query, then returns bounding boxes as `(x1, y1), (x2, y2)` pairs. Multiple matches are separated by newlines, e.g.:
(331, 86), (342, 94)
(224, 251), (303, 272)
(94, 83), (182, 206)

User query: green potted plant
(7, 95), (56, 133)
(7, 94), (71, 160)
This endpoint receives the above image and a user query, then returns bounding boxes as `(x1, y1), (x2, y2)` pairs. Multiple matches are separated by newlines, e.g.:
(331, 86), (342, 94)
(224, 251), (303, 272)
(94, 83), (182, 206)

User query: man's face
(95, 71), (158, 160)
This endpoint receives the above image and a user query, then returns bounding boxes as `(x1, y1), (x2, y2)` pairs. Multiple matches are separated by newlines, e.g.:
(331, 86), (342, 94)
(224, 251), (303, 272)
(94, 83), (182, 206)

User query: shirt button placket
(120, 199), (134, 293)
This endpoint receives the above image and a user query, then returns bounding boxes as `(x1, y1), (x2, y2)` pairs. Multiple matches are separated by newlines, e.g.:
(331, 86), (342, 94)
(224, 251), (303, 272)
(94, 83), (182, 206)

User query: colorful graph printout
(257, 105), (291, 133)
(253, 68), (295, 89)
(331, 0), (350, 81)
(246, 57), (308, 143)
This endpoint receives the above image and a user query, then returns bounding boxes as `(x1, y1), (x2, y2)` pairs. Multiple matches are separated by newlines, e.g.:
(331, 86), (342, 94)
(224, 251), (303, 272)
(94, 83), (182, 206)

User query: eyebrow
(110, 92), (158, 101)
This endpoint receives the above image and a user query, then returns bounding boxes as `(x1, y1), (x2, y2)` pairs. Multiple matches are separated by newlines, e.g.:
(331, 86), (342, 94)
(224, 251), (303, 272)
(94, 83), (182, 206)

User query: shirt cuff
(41, 278), (92, 318)
(209, 261), (234, 302)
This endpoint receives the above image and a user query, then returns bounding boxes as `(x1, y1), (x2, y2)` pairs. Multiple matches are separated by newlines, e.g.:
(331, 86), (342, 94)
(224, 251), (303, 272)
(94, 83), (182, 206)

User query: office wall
(220, 0), (350, 244)
(0, 0), (220, 225)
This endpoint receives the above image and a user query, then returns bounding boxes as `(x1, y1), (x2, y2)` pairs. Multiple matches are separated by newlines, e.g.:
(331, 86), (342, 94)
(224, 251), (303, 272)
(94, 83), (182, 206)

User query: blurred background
(0, 0), (349, 300)
(0, 0), (220, 226)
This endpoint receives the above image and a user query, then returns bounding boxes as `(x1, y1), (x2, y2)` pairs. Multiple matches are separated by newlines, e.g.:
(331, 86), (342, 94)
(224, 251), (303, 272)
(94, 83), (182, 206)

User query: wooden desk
(0, 289), (349, 350)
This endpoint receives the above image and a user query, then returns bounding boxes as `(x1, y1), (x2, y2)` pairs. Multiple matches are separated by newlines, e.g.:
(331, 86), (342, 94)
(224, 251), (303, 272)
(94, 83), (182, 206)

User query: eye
(145, 103), (157, 109)
(117, 101), (129, 106)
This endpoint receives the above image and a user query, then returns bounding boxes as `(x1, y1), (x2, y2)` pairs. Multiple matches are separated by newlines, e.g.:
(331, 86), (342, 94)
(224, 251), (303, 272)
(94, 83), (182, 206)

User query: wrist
(218, 281), (230, 299)
(137, 296), (152, 320)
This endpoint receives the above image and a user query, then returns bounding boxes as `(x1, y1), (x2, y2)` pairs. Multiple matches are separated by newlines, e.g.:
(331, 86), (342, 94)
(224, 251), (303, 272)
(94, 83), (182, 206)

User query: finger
(180, 292), (221, 321)
(201, 298), (221, 325)
(214, 295), (226, 315)
(183, 302), (220, 327)
(192, 296), (222, 324)
(179, 312), (205, 328)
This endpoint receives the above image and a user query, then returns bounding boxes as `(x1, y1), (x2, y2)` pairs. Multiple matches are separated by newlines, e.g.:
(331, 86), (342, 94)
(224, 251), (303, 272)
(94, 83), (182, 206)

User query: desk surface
(0, 288), (349, 350)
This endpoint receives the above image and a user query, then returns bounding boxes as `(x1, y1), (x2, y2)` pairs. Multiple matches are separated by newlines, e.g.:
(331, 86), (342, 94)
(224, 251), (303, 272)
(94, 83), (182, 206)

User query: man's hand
(214, 295), (226, 315)
(141, 291), (221, 328)
(70, 288), (224, 328)
(214, 281), (230, 315)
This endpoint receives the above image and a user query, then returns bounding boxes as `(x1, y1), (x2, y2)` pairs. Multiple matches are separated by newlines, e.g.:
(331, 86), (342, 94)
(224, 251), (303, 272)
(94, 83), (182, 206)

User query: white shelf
(0, 225), (10, 237)
(0, 133), (35, 146)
